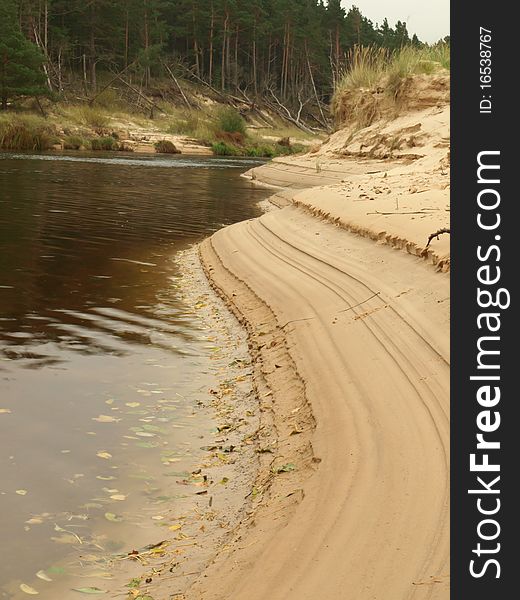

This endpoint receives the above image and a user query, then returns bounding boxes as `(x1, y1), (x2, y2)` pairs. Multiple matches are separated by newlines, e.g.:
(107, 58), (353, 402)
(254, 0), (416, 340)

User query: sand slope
(246, 104), (450, 270)
(195, 204), (449, 600)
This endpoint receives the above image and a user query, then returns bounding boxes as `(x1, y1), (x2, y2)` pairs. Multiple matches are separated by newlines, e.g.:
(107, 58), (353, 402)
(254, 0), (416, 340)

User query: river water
(0, 152), (268, 597)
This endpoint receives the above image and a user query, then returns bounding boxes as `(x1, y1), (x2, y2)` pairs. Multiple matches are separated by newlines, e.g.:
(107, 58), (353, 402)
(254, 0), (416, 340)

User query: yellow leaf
(16, 489), (28, 496)
(20, 584), (39, 595)
(125, 402), (140, 408)
(168, 524), (182, 531)
(0, 408), (12, 414)
(36, 570), (52, 582)
(96, 451), (112, 460)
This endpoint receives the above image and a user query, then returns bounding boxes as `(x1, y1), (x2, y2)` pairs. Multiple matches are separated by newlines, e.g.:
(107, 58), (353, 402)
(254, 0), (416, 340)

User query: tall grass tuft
(0, 115), (57, 151)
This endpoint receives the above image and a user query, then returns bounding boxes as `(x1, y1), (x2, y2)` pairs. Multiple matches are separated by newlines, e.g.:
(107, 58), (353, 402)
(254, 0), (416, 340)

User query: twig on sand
(426, 228), (451, 248)
(366, 210), (437, 216)
(338, 292), (381, 313)
(281, 317), (315, 329)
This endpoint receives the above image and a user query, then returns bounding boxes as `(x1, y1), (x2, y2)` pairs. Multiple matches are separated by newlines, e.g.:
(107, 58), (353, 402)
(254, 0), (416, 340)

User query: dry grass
(0, 114), (57, 151)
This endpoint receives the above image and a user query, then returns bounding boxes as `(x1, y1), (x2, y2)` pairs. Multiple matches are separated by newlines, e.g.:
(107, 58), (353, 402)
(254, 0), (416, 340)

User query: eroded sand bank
(189, 87), (450, 599)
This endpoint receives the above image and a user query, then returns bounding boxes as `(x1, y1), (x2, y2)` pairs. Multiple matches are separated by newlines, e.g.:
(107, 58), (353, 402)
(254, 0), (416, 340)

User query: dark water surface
(0, 152), (268, 597)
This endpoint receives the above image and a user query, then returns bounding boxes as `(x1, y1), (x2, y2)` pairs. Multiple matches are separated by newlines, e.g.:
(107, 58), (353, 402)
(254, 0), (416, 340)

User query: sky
(341, 1), (450, 44)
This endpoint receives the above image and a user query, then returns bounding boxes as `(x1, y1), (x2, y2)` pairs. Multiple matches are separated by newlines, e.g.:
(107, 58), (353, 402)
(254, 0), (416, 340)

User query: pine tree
(0, 0), (48, 109)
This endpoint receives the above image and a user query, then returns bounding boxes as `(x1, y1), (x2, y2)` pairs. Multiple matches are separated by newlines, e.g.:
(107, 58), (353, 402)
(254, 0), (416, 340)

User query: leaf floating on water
(135, 432), (156, 438)
(105, 399), (114, 405)
(20, 584), (39, 595)
(36, 570), (53, 582)
(0, 408), (12, 414)
(26, 517), (44, 525)
(96, 475), (116, 481)
(125, 402), (141, 408)
(104, 512), (123, 523)
(16, 489), (28, 496)
(96, 451), (112, 460)
(71, 587), (106, 595)
(136, 441), (159, 449)
(142, 424), (164, 433)
(92, 415), (119, 423)
(110, 494), (127, 501)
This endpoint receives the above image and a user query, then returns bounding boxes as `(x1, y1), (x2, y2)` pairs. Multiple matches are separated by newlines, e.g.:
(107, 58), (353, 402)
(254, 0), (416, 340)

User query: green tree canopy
(0, 0), (48, 109)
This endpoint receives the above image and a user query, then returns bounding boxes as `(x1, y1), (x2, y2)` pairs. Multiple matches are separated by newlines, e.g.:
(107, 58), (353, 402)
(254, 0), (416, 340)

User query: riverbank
(0, 92), (319, 157)
(183, 75), (450, 599)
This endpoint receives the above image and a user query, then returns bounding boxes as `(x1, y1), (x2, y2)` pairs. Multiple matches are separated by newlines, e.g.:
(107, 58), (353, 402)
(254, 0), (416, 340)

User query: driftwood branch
(426, 228), (451, 247)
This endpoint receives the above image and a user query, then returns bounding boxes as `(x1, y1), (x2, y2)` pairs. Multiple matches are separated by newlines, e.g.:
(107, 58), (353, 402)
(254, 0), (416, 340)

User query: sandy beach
(189, 80), (450, 599)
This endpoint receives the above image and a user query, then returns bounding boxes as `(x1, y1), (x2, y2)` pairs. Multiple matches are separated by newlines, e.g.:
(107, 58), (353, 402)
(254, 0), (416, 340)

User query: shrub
(215, 107), (246, 135)
(245, 144), (276, 158)
(211, 141), (240, 156)
(277, 142), (305, 156)
(154, 140), (181, 154)
(0, 115), (56, 151)
(91, 136), (119, 151)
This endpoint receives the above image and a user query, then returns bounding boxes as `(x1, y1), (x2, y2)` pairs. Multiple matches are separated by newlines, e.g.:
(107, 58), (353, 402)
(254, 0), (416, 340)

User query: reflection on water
(0, 153), (267, 596)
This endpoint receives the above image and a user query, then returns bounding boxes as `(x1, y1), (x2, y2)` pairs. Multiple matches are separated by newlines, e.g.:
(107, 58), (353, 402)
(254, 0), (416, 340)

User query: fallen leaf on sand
(36, 571), (53, 582)
(168, 524), (182, 531)
(20, 584), (39, 595)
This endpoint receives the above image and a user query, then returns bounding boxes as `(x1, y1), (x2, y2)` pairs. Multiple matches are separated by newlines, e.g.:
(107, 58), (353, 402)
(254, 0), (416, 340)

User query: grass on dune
(331, 43), (450, 126)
